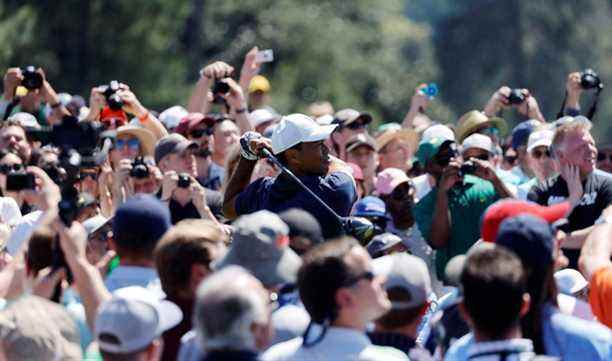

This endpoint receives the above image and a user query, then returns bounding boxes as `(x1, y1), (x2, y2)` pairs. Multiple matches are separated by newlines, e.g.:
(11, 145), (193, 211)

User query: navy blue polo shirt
(235, 171), (357, 239)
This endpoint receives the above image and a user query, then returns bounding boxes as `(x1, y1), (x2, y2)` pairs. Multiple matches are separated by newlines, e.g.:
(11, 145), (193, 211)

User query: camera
(177, 173), (191, 188)
(21, 66), (43, 90)
(99, 80), (124, 110)
(507, 89), (526, 105)
(6, 172), (36, 191)
(130, 157), (150, 179)
(459, 161), (477, 177)
(580, 69), (602, 90)
(212, 79), (230, 104)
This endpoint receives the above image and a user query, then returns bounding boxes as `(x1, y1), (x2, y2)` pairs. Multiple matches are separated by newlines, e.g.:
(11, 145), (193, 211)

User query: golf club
(261, 148), (375, 244)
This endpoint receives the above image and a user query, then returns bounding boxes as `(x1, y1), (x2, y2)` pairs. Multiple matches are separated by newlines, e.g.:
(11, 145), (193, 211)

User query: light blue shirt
(446, 304), (612, 361)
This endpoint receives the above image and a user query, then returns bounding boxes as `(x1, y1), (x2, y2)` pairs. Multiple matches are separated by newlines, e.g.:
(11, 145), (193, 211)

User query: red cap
(100, 107), (128, 128)
(481, 200), (570, 243)
(175, 113), (216, 136)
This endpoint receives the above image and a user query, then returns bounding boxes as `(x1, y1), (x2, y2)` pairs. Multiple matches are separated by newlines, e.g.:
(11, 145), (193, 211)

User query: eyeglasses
(190, 127), (214, 138)
(346, 121), (369, 130)
(79, 171), (98, 180)
(0, 163), (23, 174)
(597, 153), (612, 162)
(532, 149), (551, 159)
(467, 154), (490, 162)
(343, 270), (375, 287)
(116, 138), (140, 150)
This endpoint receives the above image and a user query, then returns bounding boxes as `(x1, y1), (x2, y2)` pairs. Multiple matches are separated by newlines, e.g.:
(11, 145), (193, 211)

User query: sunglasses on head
(532, 149), (551, 159)
(0, 163), (23, 174)
(597, 152), (612, 162)
(343, 270), (375, 287)
(190, 127), (214, 138)
(116, 138), (140, 149)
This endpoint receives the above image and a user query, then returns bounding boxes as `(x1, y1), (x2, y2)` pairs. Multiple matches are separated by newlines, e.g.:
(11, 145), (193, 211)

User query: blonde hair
(551, 121), (592, 158)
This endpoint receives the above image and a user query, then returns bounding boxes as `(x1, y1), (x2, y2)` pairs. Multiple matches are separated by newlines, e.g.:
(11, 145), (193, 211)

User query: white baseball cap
(373, 253), (432, 309)
(422, 124), (455, 142)
(95, 286), (182, 354)
(271, 113), (337, 154)
(462, 133), (493, 154)
(554, 268), (588, 295)
(527, 129), (554, 153)
(249, 108), (277, 129)
(159, 105), (188, 130)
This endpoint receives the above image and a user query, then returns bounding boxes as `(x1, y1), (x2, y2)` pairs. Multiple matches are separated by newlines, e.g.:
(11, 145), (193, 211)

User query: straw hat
(116, 125), (156, 157)
(455, 110), (507, 143)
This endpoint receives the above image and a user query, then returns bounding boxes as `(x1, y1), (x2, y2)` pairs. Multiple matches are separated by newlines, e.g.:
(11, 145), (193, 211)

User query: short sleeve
(235, 178), (266, 215)
(414, 191), (436, 243)
(589, 266), (612, 328)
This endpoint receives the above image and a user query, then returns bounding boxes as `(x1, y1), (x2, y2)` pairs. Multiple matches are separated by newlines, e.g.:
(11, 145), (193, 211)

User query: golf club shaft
(261, 148), (345, 225)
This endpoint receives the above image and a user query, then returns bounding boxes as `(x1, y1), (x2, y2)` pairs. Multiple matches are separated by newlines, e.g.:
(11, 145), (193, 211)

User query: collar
(468, 338), (534, 359)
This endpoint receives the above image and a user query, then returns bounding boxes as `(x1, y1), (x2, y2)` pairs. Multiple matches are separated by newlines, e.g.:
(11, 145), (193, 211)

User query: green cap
(415, 137), (451, 165)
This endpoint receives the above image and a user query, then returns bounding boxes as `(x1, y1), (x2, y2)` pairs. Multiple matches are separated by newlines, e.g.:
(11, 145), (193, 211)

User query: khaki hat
(346, 133), (378, 153)
(376, 128), (419, 154)
(116, 125), (156, 157)
(455, 110), (507, 143)
(334, 108), (373, 126)
(0, 296), (82, 360)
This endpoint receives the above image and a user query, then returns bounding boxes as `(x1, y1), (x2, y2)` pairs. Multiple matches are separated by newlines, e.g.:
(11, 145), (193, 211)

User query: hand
(561, 163), (583, 207)
(470, 158), (498, 182)
(114, 159), (133, 186)
(240, 47), (261, 84)
(565, 71), (583, 107)
(22, 166), (61, 212)
(410, 84), (431, 111)
(221, 77), (247, 110)
(440, 161), (462, 191)
(516, 90), (545, 122)
(87, 86), (106, 119)
(117, 89), (147, 118)
(241, 132), (272, 160)
(201, 61), (234, 80)
(190, 180), (208, 213)
(98, 159), (113, 192)
(161, 170), (178, 200)
(483, 86), (511, 116)
(54, 219), (88, 261)
(3, 67), (23, 99)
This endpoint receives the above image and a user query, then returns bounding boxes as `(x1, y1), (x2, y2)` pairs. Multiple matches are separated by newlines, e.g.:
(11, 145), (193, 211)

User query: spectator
(214, 210), (308, 345)
(307, 101), (334, 118)
(529, 121), (612, 268)
(158, 105), (188, 132)
(0, 296), (82, 360)
(248, 75), (272, 111)
(376, 128), (419, 174)
(346, 133), (378, 195)
(177, 113), (224, 190)
(348, 162), (366, 198)
(191, 266), (272, 361)
(351, 196), (390, 237)
(154, 219), (227, 361)
(375, 168), (433, 275)
(597, 143), (612, 173)
(457, 246), (535, 360)
(0, 149), (25, 217)
(579, 206), (612, 327)
(262, 236), (408, 361)
(105, 194), (171, 293)
(224, 113), (357, 239)
(94, 286), (182, 361)
(413, 137), (510, 278)
(278, 208), (324, 255)
(508, 120), (541, 185)
(482, 86), (546, 125)
(365, 233), (407, 259)
(0, 120), (32, 163)
(517, 129), (556, 199)
(249, 108), (278, 134)
(330, 108), (373, 160)
(155, 133), (224, 224)
(368, 254), (434, 360)
(211, 119), (240, 168)
(412, 124), (455, 201)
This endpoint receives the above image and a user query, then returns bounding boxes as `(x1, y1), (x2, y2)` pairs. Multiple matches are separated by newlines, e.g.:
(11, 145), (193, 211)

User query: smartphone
(6, 172), (36, 191)
(255, 49), (274, 63)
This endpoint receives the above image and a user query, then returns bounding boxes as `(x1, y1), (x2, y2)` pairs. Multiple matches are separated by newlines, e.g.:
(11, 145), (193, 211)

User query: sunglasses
(190, 127), (214, 138)
(532, 149), (551, 159)
(504, 155), (517, 165)
(597, 153), (612, 162)
(467, 154), (490, 162)
(343, 270), (375, 287)
(346, 121), (369, 130)
(79, 171), (98, 180)
(116, 138), (140, 149)
(0, 163), (23, 174)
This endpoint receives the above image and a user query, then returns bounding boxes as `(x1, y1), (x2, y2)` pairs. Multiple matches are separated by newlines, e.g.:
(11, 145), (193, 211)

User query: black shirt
(528, 169), (612, 267)
(164, 188), (224, 224)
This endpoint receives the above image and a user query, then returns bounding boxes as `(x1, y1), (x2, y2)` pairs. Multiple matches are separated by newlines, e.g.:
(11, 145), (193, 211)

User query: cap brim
(304, 124), (337, 143)
(176, 140), (199, 154)
(156, 299), (183, 334)
(527, 140), (552, 153)
(346, 141), (376, 153)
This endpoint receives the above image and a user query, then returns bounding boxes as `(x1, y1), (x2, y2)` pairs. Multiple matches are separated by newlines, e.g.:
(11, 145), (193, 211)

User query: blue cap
(113, 194), (171, 245)
(353, 196), (388, 219)
(496, 214), (554, 270)
(511, 120), (539, 150)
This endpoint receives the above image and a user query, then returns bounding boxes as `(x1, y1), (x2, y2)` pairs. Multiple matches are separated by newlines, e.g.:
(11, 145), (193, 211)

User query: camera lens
(21, 66), (43, 90)
(507, 89), (525, 105)
(177, 173), (191, 188)
(212, 80), (230, 95)
(107, 93), (124, 110)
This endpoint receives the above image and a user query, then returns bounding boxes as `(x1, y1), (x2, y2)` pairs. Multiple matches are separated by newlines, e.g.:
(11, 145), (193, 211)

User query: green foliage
(0, 0), (449, 127)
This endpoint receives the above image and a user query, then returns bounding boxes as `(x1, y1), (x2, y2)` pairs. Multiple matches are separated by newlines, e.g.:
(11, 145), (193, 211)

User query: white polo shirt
(261, 326), (408, 361)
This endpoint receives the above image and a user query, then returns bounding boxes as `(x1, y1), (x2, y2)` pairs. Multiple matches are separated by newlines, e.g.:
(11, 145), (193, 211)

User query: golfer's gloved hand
(239, 131), (263, 160)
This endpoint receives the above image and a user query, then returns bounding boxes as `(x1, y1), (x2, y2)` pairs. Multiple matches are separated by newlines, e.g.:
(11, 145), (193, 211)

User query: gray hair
(194, 266), (268, 351)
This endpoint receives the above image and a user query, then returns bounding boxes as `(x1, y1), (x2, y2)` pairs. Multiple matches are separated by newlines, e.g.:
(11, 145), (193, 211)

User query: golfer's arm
(223, 157), (257, 220)
(429, 191), (451, 249)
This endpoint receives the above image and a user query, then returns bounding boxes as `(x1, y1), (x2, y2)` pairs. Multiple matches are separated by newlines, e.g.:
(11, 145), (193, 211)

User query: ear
(334, 288), (354, 310)
(190, 263), (210, 292)
(284, 148), (301, 167)
(519, 293), (531, 318)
